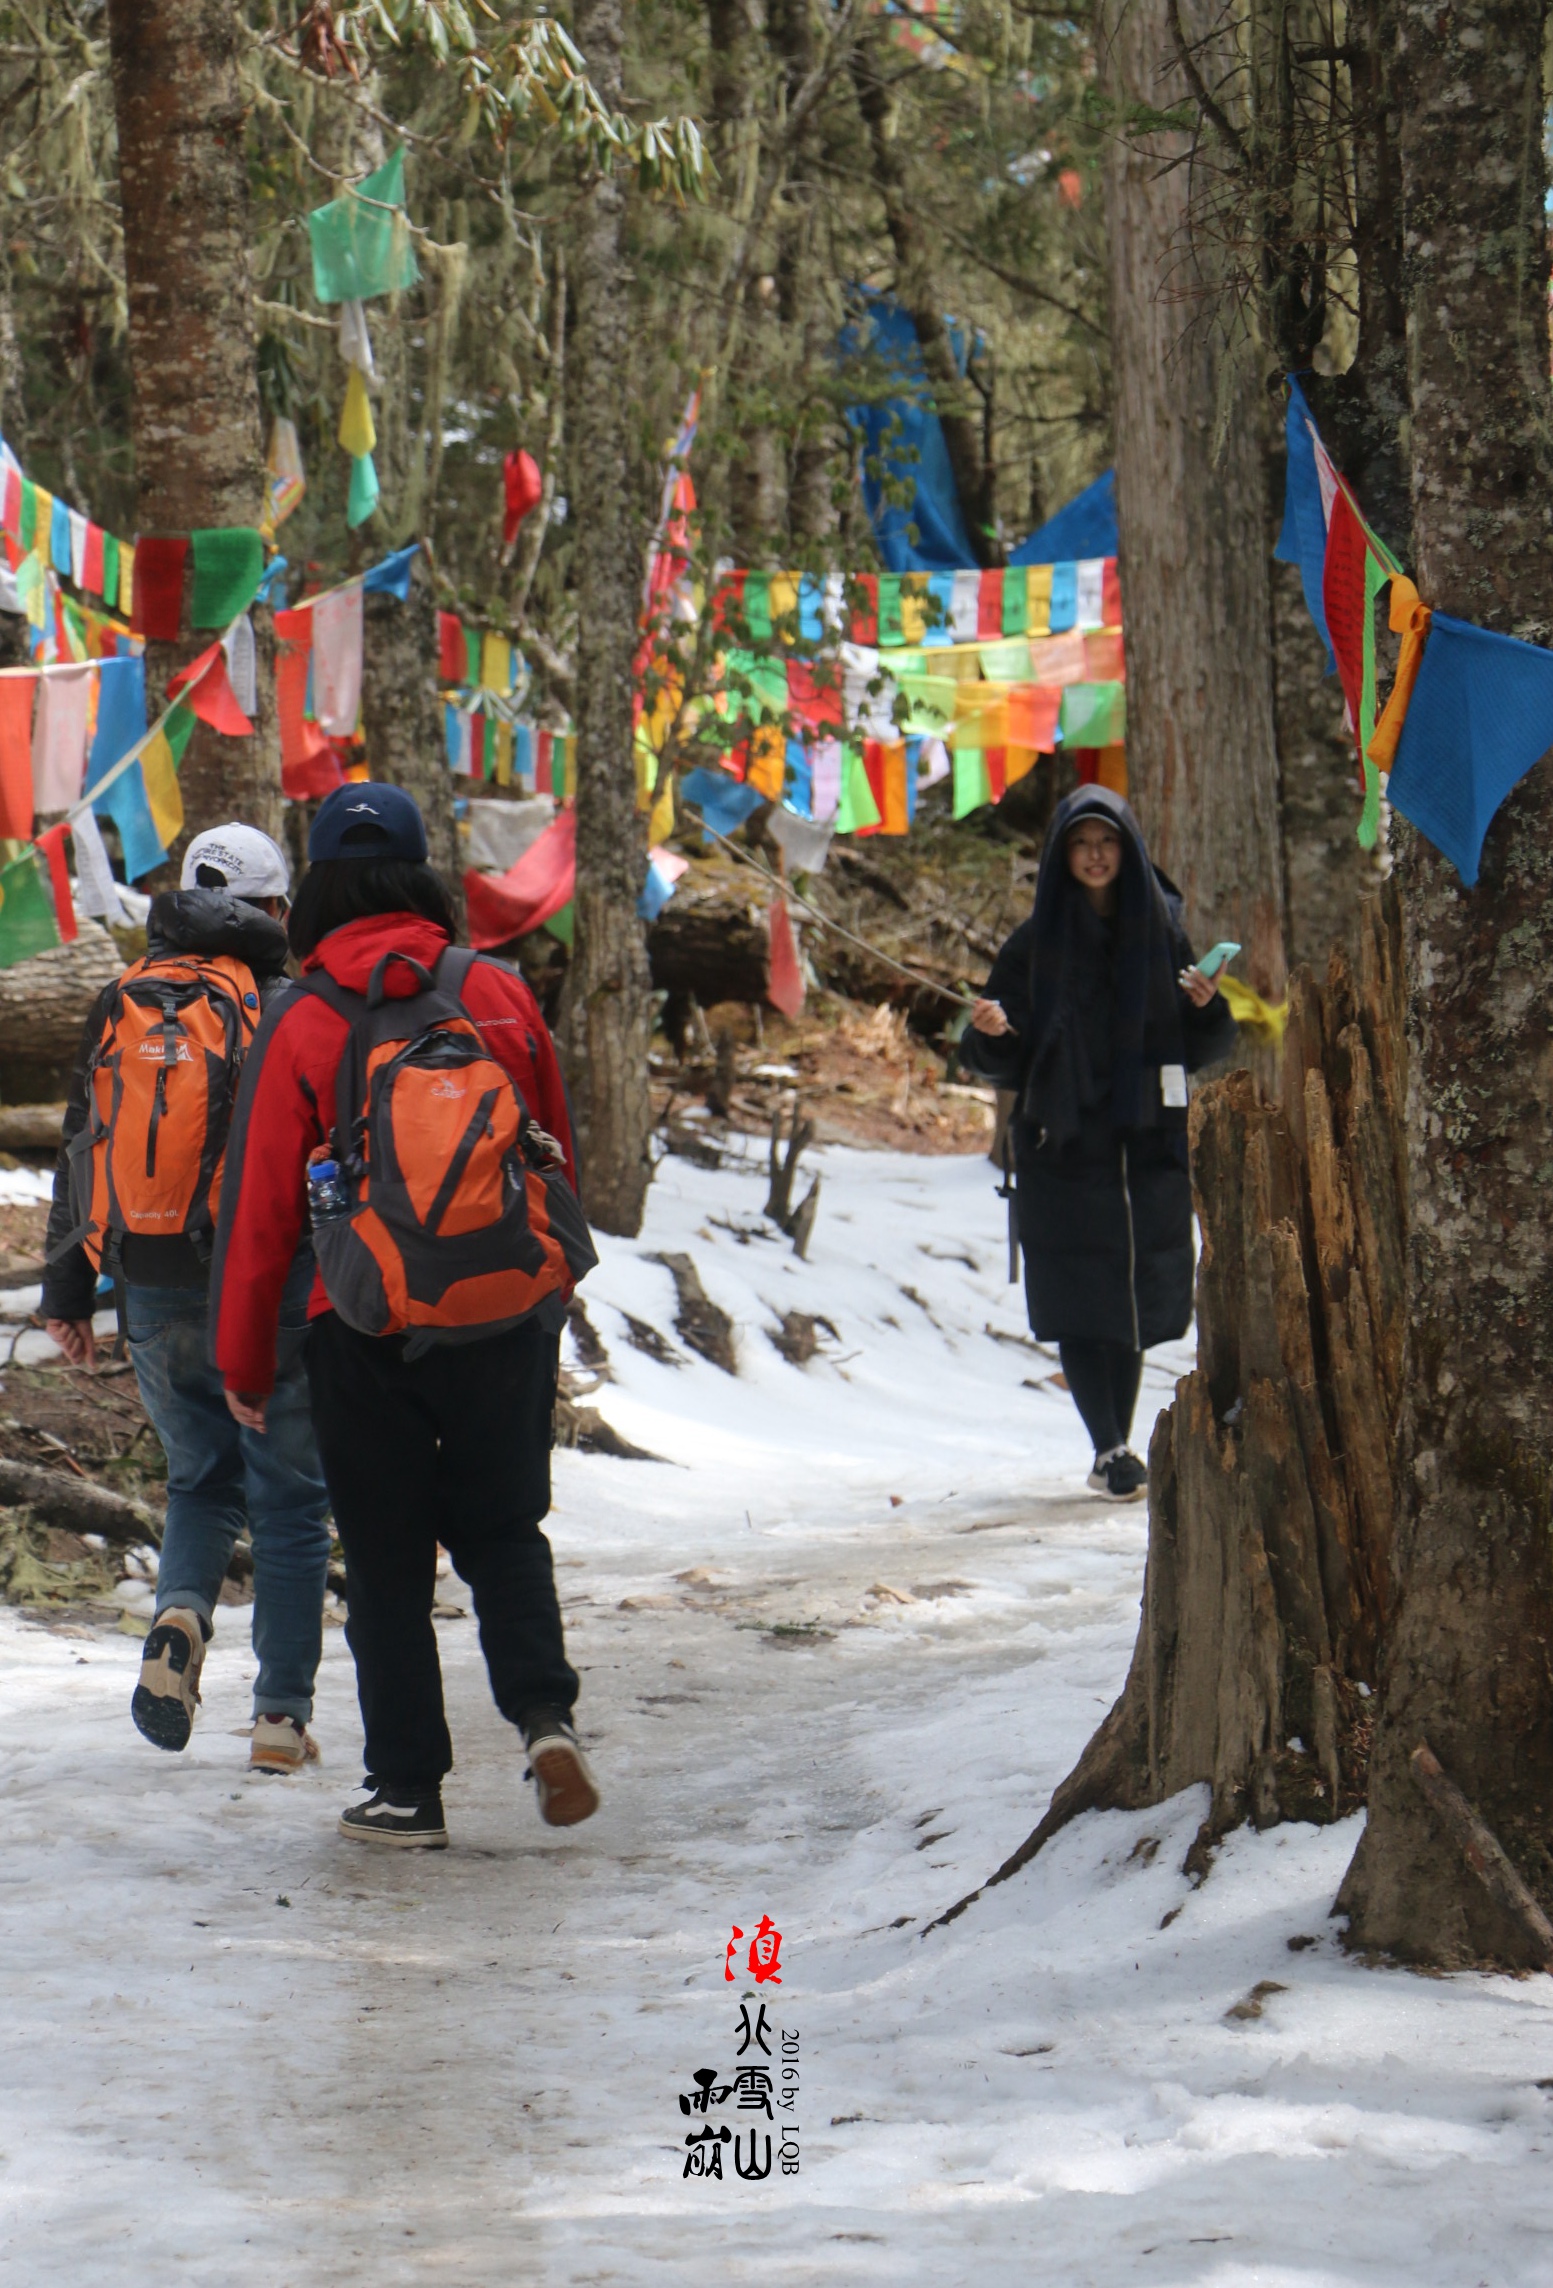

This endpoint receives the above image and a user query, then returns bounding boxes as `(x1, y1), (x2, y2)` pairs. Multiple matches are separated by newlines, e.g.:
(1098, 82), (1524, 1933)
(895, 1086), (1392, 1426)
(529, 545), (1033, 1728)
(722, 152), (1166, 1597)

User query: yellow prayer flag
(634, 720), (657, 806)
(118, 543), (135, 621)
(1367, 575), (1430, 772)
(31, 488), (52, 563)
(768, 573), (799, 642)
(648, 768), (675, 846)
(493, 720), (513, 787)
(1026, 564), (1053, 639)
(338, 366), (377, 459)
(747, 723), (786, 801)
(140, 730), (185, 849)
(1096, 742), (1128, 796)
(480, 631), (512, 694)
(880, 742), (909, 835)
(900, 575), (930, 647)
(1005, 746), (1039, 787)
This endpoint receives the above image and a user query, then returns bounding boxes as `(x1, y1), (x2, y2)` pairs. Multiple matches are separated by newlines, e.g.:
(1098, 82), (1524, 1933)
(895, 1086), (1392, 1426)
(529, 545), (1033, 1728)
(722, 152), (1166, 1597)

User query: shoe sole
(132, 1680), (193, 1752)
(250, 1750), (308, 1775)
(531, 1739), (601, 1827)
(338, 1816), (448, 1850)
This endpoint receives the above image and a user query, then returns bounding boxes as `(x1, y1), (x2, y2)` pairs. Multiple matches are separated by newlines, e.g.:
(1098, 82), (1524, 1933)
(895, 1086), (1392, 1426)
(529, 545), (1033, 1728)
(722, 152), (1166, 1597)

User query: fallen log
(0, 1105), (65, 1153)
(0, 1455), (162, 1545)
(0, 926), (121, 1103)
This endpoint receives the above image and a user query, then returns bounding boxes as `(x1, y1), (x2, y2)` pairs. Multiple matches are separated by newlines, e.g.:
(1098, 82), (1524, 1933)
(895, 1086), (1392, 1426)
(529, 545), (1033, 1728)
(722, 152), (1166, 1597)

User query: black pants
(305, 1312), (578, 1797)
(1058, 1338), (1143, 1458)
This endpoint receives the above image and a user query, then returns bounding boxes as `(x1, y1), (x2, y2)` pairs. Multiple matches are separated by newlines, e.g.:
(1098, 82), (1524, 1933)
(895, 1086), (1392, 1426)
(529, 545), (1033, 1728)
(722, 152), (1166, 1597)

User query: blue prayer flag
(1274, 376), (1336, 672)
(1048, 561), (1078, 634)
(1387, 612), (1553, 885)
(363, 543), (419, 600)
(49, 496), (71, 578)
(85, 654), (163, 882)
(923, 572), (955, 647)
(681, 766), (766, 841)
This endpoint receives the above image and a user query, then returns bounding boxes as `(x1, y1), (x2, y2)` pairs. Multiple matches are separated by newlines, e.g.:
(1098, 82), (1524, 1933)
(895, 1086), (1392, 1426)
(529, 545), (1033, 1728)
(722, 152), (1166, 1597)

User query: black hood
(146, 888), (290, 978)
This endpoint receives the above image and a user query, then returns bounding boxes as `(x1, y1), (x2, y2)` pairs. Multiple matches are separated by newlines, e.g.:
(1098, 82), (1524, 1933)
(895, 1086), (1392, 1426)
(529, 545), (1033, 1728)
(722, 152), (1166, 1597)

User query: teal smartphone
(1193, 941), (1241, 980)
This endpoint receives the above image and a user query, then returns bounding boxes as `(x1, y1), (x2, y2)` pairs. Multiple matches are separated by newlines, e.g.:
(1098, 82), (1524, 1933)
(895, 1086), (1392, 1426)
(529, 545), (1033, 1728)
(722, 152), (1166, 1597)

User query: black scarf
(1023, 785), (1187, 1146)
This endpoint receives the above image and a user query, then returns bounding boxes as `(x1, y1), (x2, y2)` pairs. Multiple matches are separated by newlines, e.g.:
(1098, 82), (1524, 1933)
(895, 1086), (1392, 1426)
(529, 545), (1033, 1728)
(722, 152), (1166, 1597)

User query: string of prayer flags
(131, 537), (189, 642)
(312, 583), (364, 735)
(0, 842), (63, 967)
(190, 528), (265, 629)
(32, 662), (92, 811)
(309, 147), (420, 305)
(1385, 614), (1553, 887)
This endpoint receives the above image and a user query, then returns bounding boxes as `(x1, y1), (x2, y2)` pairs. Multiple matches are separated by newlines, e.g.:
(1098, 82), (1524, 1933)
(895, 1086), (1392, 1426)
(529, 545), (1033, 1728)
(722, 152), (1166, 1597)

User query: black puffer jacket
(41, 890), (293, 1322)
(962, 786), (1236, 1348)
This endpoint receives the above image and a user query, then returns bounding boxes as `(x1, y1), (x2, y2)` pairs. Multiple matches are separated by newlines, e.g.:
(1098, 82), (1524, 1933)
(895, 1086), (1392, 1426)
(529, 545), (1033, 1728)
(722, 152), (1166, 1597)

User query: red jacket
(211, 913), (576, 1395)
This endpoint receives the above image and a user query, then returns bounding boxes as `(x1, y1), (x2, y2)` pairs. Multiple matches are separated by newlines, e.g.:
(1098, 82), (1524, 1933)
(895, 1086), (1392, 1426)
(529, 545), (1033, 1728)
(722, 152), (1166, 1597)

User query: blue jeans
(127, 1262), (331, 1722)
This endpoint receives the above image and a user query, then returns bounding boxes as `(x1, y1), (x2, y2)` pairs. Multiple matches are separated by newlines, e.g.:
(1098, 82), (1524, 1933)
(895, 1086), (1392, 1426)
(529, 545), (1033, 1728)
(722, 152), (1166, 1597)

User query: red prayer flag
(168, 643), (253, 736)
(786, 659), (843, 735)
(82, 523), (105, 598)
(766, 895), (805, 1019)
(535, 728), (553, 795)
(502, 449), (543, 547)
(438, 610), (467, 684)
(0, 675), (34, 836)
(1083, 629), (1125, 682)
(469, 714), (486, 778)
(1007, 685), (1063, 752)
(275, 607), (342, 801)
(1072, 748), (1101, 786)
(977, 570), (1004, 639)
(34, 820), (77, 943)
(710, 570), (746, 635)
(858, 738), (887, 838)
(848, 574), (879, 647)
(1322, 485), (1370, 756)
(1, 463), (20, 538)
(464, 808), (577, 950)
(985, 746), (1007, 804)
(131, 535), (190, 641)
(1101, 558), (1122, 627)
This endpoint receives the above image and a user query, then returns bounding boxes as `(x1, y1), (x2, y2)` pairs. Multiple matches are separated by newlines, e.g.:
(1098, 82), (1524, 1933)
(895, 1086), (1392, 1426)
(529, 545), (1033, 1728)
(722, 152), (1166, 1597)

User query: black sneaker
(338, 1789), (448, 1849)
(1086, 1448), (1148, 1501)
(521, 1709), (601, 1829)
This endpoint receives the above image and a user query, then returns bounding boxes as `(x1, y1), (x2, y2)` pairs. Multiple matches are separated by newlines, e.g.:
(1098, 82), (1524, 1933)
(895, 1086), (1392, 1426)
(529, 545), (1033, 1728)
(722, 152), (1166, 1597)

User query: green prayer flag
(545, 900), (575, 947)
(1357, 545), (1388, 850)
(952, 748), (991, 819)
(979, 639), (1031, 681)
(897, 675), (958, 735)
(103, 534), (120, 614)
(743, 574), (772, 644)
(18, 480), (34, 555)
(308, 147), (420, 305)
(347, 451), (380, 529)
(190, 528), (265, 629)
(834, 744), (881, 835)
(0, 850), (61, 969)
(1058, 682), (1127, 748)
(165, 703), (198, 765)
(878, 577), (904, 647)
(462, 623), (481, 685)
(1001, 567), (1030, 636)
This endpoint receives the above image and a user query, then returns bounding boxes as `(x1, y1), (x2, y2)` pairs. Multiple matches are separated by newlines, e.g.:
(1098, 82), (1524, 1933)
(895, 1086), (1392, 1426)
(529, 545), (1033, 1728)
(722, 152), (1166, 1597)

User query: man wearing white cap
(42, 824), (332, 1775)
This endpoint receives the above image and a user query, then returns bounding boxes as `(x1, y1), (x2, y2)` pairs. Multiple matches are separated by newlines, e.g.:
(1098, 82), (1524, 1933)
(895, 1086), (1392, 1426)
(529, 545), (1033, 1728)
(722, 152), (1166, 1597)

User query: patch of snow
(0, 1143), (1549, 2282)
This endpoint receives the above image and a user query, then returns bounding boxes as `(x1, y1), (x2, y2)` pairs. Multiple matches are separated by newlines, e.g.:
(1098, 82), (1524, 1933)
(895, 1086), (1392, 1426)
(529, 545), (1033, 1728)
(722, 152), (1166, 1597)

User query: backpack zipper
(1120, 1140), (1141, 1350)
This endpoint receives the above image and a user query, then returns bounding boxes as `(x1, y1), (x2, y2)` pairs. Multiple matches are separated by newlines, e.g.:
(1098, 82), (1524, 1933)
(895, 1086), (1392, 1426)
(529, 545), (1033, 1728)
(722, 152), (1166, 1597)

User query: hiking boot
(131, 1607), (206, 1751)
(338, 1789), (448, 1850)
(522, 1709), (601, 1828)
(250, 1716), (321, 1775)
(1086, 1448), (1148, 1502)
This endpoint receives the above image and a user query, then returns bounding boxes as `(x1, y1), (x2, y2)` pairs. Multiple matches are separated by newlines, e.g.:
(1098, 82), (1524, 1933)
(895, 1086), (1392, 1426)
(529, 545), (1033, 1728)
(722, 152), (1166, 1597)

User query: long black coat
(962, 791), (1236, 1349)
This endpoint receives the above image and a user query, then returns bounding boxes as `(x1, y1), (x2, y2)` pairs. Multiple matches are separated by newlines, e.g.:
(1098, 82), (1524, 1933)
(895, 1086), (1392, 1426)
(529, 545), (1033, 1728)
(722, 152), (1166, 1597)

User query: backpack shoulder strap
(435, 944), (479, 1003)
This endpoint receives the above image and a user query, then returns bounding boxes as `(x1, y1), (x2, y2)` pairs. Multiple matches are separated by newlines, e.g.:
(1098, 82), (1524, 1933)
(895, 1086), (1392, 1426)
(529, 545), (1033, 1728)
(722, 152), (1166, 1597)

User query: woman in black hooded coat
(961, 785), (1236, 1497)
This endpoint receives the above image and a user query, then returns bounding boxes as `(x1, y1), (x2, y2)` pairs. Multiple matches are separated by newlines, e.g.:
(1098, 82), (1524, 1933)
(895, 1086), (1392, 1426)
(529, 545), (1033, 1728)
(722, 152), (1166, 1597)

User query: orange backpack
(64, 952), (262, 1267)
(299, 945), (596, 1349)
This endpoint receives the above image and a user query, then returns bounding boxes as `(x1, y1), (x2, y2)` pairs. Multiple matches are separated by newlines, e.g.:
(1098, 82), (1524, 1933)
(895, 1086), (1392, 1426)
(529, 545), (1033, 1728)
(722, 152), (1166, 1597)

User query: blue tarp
(1387, 612), (1553, 885)
(1010, 469), (1117, 565)
(839, 290), (978, 573)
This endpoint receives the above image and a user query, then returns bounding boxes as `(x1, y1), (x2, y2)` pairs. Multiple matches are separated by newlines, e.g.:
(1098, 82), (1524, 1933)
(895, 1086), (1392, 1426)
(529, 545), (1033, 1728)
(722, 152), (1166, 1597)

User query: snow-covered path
(3, 1144), (1553, 2284)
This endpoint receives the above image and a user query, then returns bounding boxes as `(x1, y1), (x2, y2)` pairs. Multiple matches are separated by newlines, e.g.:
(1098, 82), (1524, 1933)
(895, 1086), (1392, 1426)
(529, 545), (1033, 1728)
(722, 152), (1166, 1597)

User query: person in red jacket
(211, 783), (599, 1850)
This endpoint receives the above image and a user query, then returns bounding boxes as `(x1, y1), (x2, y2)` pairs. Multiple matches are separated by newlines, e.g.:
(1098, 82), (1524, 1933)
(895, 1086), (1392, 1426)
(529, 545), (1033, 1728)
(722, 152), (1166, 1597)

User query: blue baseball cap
(308, 782), (428, 863)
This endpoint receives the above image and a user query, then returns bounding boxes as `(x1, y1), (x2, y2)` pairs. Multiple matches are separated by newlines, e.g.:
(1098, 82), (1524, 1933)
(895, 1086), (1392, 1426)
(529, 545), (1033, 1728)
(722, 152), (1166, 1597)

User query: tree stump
(937, 889), (1405, 1921)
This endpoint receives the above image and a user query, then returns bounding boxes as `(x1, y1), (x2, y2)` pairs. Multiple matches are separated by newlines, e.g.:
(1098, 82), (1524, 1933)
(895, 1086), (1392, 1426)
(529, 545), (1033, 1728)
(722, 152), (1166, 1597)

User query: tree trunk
(1334, 0), (1553, 1971)
(106, 0), (277, 854)
(936, 892), (1406, 1924)
(560, 0), (654, 1236)
(361, 555), (460, 896)
(1271, 555), (1374, 976)
(1099, 0), (1287, 1000)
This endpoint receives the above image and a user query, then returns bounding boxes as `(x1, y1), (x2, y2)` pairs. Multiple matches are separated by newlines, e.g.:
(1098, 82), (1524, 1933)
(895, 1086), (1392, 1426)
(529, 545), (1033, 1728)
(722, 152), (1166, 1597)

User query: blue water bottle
(307, 1154), (349, 1223)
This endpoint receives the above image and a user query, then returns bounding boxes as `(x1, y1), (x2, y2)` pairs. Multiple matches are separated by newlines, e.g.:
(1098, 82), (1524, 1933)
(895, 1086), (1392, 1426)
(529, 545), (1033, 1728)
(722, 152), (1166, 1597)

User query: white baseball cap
(180, 823), (291, 901)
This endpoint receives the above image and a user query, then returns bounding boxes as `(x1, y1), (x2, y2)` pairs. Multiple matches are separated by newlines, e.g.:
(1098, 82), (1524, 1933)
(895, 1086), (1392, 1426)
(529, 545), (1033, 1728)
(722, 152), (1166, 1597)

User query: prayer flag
(190, 528), (265, 628)
(1322, 485), (1370, 753)
(34, 820), (77, 942)
(879, 741), (910, 835)
(82, 523), (105, 598)
(131, 536), (189, 641)
(877, 576), (904, 647)
(69, 805), (125, 927)
(1076, 559), (1106, 630)
(117, 541), (134, 621)
(275, 605), (342, 800)
(847, 574), (878, 646)
(744, 573), (772, 644)
(900, 575), (930, 647)
(834, 744), (881, 834)
(1367, 576), (1431, 772)
(168, 643), (253, 736)
(265, 415), (306, 534)
(1048, 561), (1078, 634)
(1102, 558), (1122, 625)
(810, 737), (842, 823)
(139, 703), (196, 851)
(952, 747), (991, 817)
(1001, 565), (1029, 637)
(480, 631), (512, 695)
(68, 510), (87, 589)
(362, 542), (417, 599)
(338, 366), (377, 459)
(312, 583), (364, 736)
(1083, 629), (1125, 682)
(978, 570), (1004, 639)
(31, 663), (92, 811)
(17, 480), (34, 555)
(1007, 685), (1063, 751)
(86, 653), (163, 880)
(0, 845), (60, 969)
(1275, 374), (1336, 671)
(766, 895), (805, 1018)
(439, 611), (468, 684)
(49, 496), (71, 576)
(769, 572), (799, 641)
(0, 673), (35, 836)
(1387, 612), (1553, 886)
(503, 449), (542, 546)
(1059, 681), (1126, 747)
(346, 452), (380, 528)
(223, 614), (258, 718)
(798, 575), (824, 645)
(1026, 563), (1053, 638)
(923, 572), (955, 649)
(0, 459), (18, 536)
(308, 146), (420, 304)
(949, 570), (981, 645)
